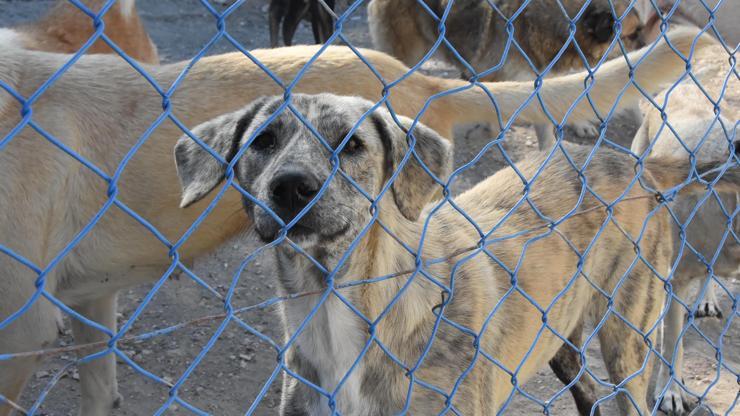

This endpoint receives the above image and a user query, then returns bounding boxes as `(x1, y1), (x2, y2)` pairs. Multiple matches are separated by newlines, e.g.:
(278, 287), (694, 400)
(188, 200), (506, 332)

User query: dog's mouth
(286, 223), (315, 239)
(255, 220), (315, 242)
(254, 215), (350, 244)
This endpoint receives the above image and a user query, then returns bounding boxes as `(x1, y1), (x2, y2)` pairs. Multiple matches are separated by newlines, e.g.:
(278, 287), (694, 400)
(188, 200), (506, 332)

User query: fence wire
(0, 0), (737, 415)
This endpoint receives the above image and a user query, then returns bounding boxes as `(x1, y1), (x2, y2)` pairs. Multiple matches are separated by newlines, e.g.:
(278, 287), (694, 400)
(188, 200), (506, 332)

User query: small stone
(166, 348), (182, 356)
(36, 370), (50, 379)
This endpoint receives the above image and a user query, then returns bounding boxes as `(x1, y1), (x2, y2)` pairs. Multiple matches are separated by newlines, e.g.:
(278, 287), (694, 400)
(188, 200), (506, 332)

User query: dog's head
(174, 94), (452, 253)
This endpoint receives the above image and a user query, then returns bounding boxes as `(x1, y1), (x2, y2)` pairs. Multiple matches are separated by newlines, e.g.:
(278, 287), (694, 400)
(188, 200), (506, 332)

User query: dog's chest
(278, 256), (374, 415)
(285, 293), (374, 415)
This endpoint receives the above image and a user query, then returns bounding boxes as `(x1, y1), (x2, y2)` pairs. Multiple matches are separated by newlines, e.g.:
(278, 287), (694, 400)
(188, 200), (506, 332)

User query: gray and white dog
(174, 94), (738, 415)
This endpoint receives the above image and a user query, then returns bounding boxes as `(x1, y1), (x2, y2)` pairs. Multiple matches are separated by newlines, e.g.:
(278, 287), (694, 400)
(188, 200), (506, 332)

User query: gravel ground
(1, 1), (737, 415)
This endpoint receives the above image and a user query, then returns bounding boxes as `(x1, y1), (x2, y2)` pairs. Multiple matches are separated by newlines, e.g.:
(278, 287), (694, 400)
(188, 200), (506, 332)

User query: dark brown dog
(269, 0), (336, 47)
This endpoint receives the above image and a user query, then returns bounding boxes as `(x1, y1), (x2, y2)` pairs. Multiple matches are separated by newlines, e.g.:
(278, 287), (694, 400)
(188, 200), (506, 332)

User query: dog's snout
(270, 172), (320, 219)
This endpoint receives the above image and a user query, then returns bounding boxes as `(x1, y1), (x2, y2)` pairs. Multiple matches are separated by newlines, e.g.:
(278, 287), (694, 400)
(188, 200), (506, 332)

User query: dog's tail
(436, 26), (715, 128)
(119, 0), (136, 19)
(643, 151), (740, 196)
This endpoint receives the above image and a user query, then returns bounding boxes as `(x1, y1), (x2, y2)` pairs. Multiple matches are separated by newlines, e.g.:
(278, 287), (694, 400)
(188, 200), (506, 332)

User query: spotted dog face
(174, 94), (452, 256)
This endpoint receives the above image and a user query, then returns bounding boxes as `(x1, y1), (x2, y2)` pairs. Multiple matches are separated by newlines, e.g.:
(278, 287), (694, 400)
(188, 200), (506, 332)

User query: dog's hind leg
(269, 0), (285, 48)
(309, 0), (334, 44)
(548, 322), (601, 416)
(0, 267), (60, 415)
(71, 293), (121, 416)
(596, 264), (664, 415)
(282, 0), (311, 47)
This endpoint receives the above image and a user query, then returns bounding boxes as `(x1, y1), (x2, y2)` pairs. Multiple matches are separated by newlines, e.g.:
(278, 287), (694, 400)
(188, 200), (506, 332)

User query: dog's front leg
(280, 350), (322, 416)
(534, 123), (556, 150)
(693, 279), (723, 319)
(654, 292), (691, 415)
(71, 293), (121, 416)
(548, 322), (601, 416)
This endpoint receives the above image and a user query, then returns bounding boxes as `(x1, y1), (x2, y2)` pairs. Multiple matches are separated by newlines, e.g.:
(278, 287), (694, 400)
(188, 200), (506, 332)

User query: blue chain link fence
(0, 0), (737, 414)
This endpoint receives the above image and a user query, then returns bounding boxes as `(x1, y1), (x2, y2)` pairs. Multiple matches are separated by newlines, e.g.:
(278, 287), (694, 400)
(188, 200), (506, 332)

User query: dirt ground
(1, 0), (737, 415)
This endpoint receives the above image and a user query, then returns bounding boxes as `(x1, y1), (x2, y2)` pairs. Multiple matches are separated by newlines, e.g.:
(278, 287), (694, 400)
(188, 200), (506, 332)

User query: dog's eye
(251, 132), (276, 151)
(342, 136), (364, 155)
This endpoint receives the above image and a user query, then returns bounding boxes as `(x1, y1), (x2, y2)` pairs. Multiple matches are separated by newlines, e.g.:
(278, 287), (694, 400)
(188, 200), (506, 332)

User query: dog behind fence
(0, 0), (737, 415)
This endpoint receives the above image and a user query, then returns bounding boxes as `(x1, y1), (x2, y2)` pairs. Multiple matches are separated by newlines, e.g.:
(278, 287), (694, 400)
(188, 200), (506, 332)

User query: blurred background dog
(368, 0), (646, 149)
(12, 0), (158, 64)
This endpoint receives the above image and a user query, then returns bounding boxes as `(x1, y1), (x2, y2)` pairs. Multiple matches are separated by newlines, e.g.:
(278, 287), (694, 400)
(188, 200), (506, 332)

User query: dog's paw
(656, 384), (692, 415)
(113, 392), (124, 409)
(571, 121), (600, 138)
(694, 298), (723, 319)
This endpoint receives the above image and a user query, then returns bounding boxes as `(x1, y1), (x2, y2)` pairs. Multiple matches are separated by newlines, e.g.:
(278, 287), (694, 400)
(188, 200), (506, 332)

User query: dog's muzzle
(254, 170), (321, 241)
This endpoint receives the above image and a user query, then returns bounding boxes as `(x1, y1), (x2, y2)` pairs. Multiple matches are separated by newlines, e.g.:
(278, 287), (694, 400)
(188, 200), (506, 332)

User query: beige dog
(0, 26), (708, 414)
(539, 39), (739, 415)
(368, 0), (645, 149)
(5, 0), (158, 64)
(174, 93), (738, 415)
(631, 41), (739, 415)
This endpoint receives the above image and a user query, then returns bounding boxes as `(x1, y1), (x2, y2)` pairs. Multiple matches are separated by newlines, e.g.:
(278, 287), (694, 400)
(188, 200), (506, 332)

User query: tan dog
(174, 93), (738, 415)
(0, 0), (157, 414)
(0, 27), (708, 414)
(6, 0), (158, 64)
(368, 0), (645, 149)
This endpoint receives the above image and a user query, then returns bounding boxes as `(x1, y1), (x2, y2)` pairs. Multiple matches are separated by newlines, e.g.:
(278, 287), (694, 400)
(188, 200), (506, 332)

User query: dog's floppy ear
(174, 98), (267, 208)
(373, 110), (453, 221)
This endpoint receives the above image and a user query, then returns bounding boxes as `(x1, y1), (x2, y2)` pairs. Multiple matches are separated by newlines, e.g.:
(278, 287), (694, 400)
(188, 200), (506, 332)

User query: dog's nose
(270, 172), (320, 220)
